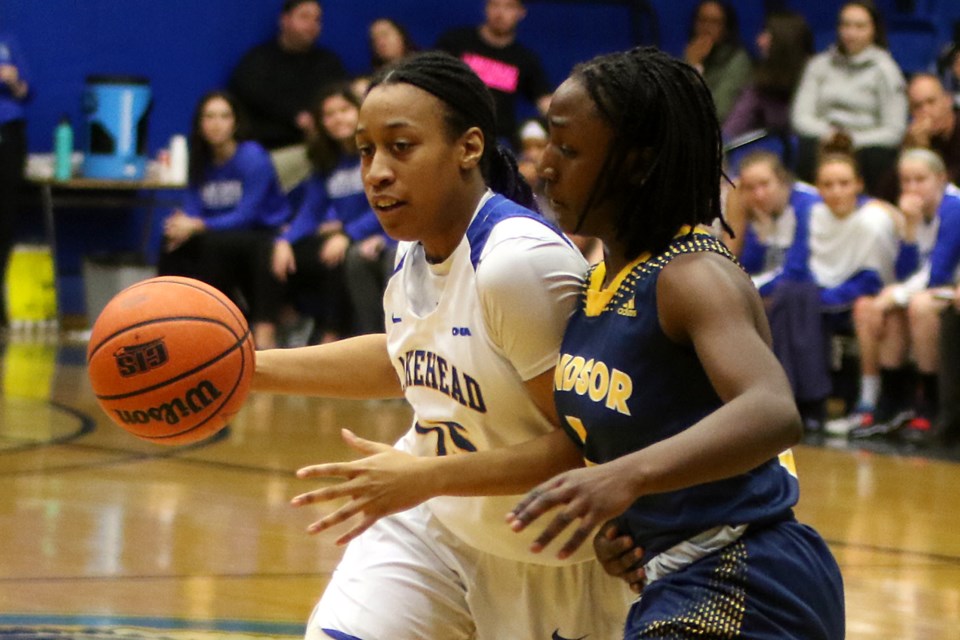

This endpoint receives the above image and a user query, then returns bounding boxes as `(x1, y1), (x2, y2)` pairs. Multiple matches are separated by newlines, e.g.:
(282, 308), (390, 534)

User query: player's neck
(421, 180), (487, 263)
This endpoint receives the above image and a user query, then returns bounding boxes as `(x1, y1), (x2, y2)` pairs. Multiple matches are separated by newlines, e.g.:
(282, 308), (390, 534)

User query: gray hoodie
(791, 44), (907, 148)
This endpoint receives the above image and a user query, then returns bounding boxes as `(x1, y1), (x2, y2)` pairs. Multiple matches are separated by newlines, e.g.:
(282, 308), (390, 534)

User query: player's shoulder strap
(637, 231), (742, 280)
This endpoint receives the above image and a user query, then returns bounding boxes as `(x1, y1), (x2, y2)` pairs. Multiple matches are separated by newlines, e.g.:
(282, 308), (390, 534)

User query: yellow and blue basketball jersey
(555, 232), (799, 557)
(556, 231), (844, 638)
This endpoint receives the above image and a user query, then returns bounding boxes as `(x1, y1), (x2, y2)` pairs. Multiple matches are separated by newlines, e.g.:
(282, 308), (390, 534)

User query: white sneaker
(824, 411), (872, 436)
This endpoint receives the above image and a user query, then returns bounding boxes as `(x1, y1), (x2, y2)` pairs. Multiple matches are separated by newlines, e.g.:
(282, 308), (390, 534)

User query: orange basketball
(86, 276), (255, 446)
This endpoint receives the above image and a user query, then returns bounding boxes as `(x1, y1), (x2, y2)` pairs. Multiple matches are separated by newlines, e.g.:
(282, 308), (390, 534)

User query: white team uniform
(307, 192), (633, 640)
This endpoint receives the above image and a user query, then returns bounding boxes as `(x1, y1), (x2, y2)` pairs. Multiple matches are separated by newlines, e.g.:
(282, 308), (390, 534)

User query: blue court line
(0, 614), (304, 636)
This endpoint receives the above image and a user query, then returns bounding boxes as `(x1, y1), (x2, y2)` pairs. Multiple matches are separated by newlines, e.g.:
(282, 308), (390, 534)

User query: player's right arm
(254, 334), (404, 399)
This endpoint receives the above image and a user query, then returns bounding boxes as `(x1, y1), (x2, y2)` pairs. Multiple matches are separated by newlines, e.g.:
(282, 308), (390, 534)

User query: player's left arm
(640, 253), (802, 487)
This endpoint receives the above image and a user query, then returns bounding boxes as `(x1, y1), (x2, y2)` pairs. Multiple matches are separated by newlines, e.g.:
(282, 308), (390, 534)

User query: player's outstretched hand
(292, 429), (431, 545)
(593, 521), (646, 594)
(506, 464), (636, 560)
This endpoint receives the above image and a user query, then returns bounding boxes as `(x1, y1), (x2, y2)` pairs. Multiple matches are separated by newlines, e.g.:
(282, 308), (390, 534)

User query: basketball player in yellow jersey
(506, 47), (845, 638)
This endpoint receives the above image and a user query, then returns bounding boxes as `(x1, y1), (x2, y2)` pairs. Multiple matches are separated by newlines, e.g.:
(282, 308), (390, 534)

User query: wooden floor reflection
(1, 335), (959, 638)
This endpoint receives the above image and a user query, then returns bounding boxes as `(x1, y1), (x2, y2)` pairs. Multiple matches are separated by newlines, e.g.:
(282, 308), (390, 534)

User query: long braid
(368, 51), (535, 210)
(573, 46), (728, 258)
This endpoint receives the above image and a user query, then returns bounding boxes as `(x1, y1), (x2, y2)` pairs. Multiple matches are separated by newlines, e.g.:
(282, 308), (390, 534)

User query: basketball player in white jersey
(253, 51), (632, 640)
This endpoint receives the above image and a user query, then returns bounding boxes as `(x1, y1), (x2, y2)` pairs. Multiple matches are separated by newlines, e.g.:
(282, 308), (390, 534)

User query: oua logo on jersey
(555, 353), (633, 416)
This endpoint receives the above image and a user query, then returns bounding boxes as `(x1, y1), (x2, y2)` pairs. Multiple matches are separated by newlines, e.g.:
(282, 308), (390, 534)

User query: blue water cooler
(82, 75), (152, 180)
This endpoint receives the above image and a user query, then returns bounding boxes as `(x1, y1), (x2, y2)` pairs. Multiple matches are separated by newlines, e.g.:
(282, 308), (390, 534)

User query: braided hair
(367, 51), (535, 210)
(571, 46), (727, 259)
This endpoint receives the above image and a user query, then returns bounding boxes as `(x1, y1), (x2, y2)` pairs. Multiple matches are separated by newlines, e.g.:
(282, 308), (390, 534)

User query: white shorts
(305, 502), (633, 640)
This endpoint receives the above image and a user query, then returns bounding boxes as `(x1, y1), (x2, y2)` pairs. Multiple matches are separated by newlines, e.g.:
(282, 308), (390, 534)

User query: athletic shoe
(824, 410), (872, 436)
(848, 408), (914, 439)
(900, 415), (934, 446)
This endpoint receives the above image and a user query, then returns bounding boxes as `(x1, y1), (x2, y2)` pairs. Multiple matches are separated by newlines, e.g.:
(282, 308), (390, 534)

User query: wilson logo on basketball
(114, 338), (169, 377)
(113, 379), (223, 426)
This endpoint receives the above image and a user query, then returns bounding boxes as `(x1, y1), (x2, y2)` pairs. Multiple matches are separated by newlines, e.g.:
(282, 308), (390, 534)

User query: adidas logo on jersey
(617, 297), (637, 317)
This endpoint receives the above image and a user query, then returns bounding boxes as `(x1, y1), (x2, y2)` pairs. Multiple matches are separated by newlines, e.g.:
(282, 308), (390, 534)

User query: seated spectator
(159, 91), (291, 349)
(723, 10), (812, 141)
(760, 137), (899, 430)
(903, 74), (960, 186)
(723, 151), (822, 427)
(436, 0), (552, 148)
(272, 83), (395, 341)
(516, 117), (546, 187)
(725, 151), (820, 287)
(369, 17), (418, 71)
(828, 149), (960, 439)
(228, 0), (347, 190)
(791, 1), (907, 197)
(353, 18), (420, 99)
(683, 0), (752, 123)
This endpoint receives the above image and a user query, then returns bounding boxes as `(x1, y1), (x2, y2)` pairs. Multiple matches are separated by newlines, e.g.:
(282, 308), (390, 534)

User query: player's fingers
(594, 529), (634, 562)
(290, 480), (357, 506)
(528, 508), (579, 553)
(341, 428), (391, 455)
(305, 500), (364, 534)
(626, 565), (647, 594)
(296, 462), (355, 480)
(507, 484), (562, 530)
(612, 546), (645, 577)
(557, 522), (597, 559)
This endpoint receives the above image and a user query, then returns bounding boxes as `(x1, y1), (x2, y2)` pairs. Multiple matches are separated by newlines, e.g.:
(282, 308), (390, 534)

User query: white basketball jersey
(383, 192), (592, 565)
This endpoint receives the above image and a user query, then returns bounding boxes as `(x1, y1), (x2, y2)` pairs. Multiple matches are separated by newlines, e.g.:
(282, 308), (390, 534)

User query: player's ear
(459, 126), (484, 171)
(627, 146), (656, 187)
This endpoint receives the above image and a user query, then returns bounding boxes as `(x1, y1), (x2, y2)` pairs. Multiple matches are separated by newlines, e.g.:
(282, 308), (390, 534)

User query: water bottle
(169, 134), (188, 184)
(54, 116), (73, 181)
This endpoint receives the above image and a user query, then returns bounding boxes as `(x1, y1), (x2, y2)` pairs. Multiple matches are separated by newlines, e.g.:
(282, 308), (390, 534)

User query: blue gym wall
(3, 0), (959, 317)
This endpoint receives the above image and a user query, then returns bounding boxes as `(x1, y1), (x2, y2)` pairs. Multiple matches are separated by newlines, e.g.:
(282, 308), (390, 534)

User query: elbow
(765, 389), (804, 447)
(781, 396), (804, 446)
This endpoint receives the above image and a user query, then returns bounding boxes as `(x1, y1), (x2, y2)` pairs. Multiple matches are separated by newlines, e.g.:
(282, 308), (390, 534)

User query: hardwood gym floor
(1, 334), (958, 639)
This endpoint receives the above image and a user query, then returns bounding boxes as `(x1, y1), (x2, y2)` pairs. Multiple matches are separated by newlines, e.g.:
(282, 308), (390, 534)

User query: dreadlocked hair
(368, 51), (535, 210)
(573, 46), (728, 259)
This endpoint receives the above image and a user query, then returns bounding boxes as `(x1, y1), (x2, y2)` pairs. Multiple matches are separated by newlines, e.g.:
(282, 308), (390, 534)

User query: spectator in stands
(828, 149), (960, 440)
(683, 0), (752, 123)
(272, 83), (394, 341)
(722, 10), (813, 141)
(436, 0), (552, 147)
(353, 18), (420, 101)
(903, 74), (960, 186)
(759, 136), (899, 431)
(726, 151), (820, 285)
(159, 91), (291, 349)
(0, 29), (29, 328)
(228, 0), (347, 187)
(791, 1), (907, 197)
(724, 151), (824, 429)
(369, 17), (418, 72)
